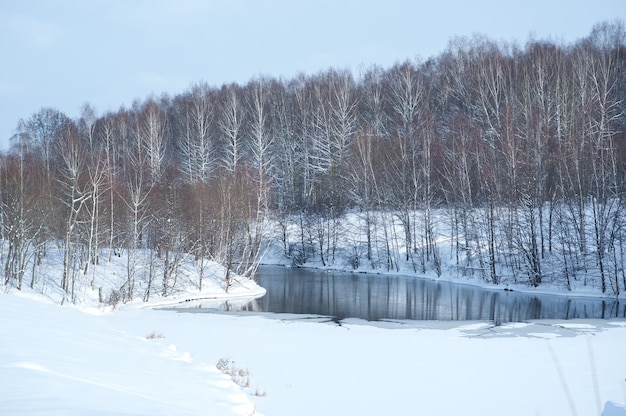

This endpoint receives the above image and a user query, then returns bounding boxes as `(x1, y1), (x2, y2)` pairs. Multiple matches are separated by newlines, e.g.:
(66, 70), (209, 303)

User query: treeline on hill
(1, 21), (625, 302)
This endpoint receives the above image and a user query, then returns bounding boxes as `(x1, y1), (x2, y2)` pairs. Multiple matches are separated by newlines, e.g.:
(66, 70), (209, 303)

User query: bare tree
(176, 83), (216, 183)
(56, 122), (91, 303)
(246, 77), (274, 209)
(581, 22), (625, 293)
(0, 148), (47, 290)
(386, 61), (424, 268)
(218, 84), (246, 173)
(136, 98), (168, 186)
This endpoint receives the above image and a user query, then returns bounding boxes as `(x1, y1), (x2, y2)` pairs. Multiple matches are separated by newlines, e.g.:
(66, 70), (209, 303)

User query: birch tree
(176, 83), (215, 183)
(56, 122), (91, 304)
(218, 84), (245, 173)
(0, 148), (46, 290)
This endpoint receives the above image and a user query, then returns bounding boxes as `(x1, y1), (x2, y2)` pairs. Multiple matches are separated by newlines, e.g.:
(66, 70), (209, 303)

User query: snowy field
(2, 285), (626, 415)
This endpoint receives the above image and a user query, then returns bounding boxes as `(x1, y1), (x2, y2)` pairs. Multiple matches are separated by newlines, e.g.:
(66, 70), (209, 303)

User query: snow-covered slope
(0, 293), (257, 415)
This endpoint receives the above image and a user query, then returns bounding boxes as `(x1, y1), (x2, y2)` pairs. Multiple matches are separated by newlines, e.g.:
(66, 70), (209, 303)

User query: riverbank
(260, 244), (626, 301)
(262, 209), (626, 300)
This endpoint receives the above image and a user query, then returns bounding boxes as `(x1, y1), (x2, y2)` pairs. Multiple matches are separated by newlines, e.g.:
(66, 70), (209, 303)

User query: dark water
(243, 266), (625, 322)
(174, 266), (626, 322)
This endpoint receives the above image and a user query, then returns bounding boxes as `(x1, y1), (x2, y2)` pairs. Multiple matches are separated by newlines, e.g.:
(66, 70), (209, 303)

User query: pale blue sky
(1, 0), (624, 149)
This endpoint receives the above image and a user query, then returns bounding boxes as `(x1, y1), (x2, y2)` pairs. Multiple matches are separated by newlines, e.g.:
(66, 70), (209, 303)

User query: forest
(1, 21), (625, 303)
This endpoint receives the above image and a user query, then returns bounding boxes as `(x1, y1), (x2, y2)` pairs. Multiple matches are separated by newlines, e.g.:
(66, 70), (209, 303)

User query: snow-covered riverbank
(261, 208), (626, 301)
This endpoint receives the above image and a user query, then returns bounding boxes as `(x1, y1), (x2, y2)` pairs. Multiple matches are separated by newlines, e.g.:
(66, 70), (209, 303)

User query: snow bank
(11, 248), (266, 310)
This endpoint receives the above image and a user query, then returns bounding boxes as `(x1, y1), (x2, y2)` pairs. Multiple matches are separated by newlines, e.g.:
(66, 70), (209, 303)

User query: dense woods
(2, 21), (625, 302)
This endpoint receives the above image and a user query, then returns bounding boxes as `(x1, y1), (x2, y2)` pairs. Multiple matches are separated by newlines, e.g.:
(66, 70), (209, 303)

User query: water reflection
(192, 266), (626, 322)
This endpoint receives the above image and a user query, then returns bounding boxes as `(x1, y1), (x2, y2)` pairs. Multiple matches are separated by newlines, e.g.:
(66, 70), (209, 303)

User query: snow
(1, 285), (626, 415)
(1, 247), (626, 415)
(1, 293), (256, 415)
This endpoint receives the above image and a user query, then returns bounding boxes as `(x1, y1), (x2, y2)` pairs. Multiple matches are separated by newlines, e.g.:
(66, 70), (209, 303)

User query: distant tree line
(1, 21), (625, 301)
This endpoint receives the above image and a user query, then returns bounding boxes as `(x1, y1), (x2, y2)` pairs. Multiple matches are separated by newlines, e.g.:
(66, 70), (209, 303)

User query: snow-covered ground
(1, 244), (626, 415)
(2, 282), (626, 415)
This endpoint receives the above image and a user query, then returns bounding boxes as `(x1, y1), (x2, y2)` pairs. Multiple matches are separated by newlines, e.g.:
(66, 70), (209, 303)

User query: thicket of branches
(2, 21), (625, 301)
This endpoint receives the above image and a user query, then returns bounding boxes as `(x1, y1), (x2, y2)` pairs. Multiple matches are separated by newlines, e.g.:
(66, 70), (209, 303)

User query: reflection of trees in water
(601, 299), (626, 319)
(526, 297), (542, 320)
(249, 267), (625, 322)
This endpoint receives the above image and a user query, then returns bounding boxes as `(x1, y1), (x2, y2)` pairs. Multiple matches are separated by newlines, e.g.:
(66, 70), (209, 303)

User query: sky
(0, 0), (624, 150)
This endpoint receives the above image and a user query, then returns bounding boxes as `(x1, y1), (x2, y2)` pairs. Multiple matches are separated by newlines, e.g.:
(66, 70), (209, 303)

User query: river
(173, 266), (626, 322)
